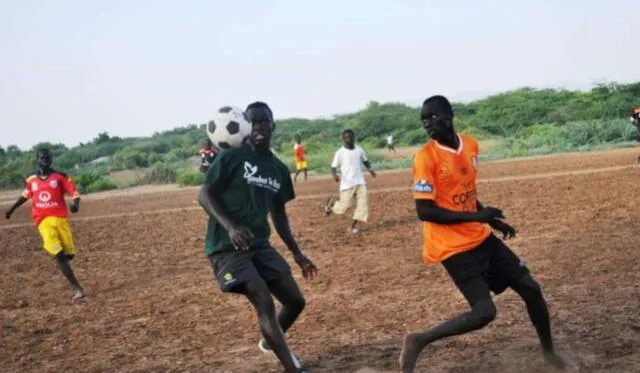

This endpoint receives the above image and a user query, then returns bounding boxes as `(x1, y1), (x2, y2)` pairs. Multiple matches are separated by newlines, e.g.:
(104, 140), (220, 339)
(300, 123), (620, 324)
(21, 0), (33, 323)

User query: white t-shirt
(331, 145), (369, 191)
(386, 135), (394, 145)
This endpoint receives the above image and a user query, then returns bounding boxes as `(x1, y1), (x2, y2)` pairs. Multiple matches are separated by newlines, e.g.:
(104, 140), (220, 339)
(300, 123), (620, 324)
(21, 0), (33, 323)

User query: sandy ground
(1, 148), (639, 373)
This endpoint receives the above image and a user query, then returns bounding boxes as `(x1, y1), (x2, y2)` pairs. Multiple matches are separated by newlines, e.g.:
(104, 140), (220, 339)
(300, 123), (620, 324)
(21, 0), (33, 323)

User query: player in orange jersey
(293, 135), (308, 183)
(5, 148), (85, 300)
(399, 96), (570, 372)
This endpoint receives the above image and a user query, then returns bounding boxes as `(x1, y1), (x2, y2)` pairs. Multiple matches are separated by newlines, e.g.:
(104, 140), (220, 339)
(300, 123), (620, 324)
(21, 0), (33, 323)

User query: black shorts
(442, 233), (529, 306)
(207, 246), (291, 293)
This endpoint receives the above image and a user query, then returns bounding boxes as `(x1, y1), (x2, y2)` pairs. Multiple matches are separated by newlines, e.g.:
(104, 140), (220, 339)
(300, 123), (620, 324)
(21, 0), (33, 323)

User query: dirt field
(1, 148), (639, 373)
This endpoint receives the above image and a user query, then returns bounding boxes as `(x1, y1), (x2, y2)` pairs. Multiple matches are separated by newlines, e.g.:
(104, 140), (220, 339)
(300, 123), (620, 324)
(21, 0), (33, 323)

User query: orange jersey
(294, 143), (305, 162)
(22, 170), (80, 226)
(412, 134), (491, 264)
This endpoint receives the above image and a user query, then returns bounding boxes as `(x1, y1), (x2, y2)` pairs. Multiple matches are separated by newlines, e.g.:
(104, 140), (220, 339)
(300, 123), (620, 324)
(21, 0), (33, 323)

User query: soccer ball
(206, 106), (251, 149)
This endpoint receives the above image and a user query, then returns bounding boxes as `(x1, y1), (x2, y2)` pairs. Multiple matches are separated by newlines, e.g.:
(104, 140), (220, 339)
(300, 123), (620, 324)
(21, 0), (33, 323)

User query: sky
(1, 0), (638, 150)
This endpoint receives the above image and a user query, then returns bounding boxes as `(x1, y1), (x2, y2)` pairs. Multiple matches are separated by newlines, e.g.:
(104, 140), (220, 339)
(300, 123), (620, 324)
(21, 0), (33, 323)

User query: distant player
(293, 135), (308, 183)
(198, 102), (316, 373)
(386, 134), (396, 153)
(399, 96), (569, 372)
(631, 107), (640, 164)
(324, 129), (376, 234)
(199, 138), (219, 173)
(4, 148), (85, 301)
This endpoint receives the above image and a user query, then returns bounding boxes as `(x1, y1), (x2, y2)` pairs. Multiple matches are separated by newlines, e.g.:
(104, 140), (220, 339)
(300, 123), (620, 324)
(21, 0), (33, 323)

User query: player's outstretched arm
(270, 202), (302, 255)
(270, 202), (317, 279)
(415, 199), (503, 225)
(5, 196), (28, 219)
(198, 184), (253, 250)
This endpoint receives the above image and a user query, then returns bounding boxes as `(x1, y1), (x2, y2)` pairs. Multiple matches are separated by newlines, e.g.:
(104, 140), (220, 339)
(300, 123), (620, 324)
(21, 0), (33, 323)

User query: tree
(93, 132), (112, 145)
(6, 145), (22, 158)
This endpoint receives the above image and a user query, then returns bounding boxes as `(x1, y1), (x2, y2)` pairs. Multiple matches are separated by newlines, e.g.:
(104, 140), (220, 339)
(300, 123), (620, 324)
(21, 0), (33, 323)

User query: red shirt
(200, 148), (218, 158)
(22, 170), (80, 226)
(294, 143), (305, 162)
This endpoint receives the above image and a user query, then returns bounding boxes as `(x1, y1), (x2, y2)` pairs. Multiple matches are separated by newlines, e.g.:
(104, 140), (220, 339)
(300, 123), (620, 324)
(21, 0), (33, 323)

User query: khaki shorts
(332, 184), (369, 223)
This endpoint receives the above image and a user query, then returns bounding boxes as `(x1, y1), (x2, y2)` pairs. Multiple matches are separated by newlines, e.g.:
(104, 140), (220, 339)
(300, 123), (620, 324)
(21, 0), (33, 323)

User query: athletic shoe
(72, 289), (85, 301)
(258, 338), (302, 369)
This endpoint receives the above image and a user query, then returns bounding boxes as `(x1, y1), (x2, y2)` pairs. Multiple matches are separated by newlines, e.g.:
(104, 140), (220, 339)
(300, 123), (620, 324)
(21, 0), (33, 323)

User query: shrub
(85, 178), (117, 193)
(177, 169), (203, 186)
(137, 163), (178, 184)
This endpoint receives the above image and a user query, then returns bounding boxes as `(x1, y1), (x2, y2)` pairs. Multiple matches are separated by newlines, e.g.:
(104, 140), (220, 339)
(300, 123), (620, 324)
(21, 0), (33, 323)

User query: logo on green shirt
(243, 161), (281, 192)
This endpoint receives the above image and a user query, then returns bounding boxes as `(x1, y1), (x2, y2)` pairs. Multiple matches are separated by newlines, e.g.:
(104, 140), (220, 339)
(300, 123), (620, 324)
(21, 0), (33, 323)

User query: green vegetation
(1, 81), (638, 192)
(177, 170), (204, 187)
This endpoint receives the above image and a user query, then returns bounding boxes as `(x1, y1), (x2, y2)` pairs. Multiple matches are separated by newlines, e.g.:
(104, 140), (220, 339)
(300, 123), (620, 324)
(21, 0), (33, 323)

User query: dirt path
(1, 148), (639, 373)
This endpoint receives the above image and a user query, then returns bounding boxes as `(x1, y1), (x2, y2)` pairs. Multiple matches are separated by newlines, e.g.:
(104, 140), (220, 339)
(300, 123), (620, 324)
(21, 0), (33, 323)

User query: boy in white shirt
(386, 134), (396, 153)
(325, 129), (377, 234)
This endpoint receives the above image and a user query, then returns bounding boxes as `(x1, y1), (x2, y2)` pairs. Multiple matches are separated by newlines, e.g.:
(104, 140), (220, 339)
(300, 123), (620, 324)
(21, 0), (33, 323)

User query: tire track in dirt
(1, 165), (634, 230)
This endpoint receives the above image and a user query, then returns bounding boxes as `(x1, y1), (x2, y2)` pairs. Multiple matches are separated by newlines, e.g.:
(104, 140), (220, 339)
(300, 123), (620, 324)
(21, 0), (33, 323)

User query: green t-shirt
(203, 146), (295, 255)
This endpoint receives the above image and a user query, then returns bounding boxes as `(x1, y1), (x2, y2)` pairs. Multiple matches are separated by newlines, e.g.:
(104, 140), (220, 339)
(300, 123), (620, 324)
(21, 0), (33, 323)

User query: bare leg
(400, 298), (496, 373)
(268, 273), (306, 334)
(54, 252), (84, 300)
(510, 274), (569, 369)
(243, 278), (300, 373)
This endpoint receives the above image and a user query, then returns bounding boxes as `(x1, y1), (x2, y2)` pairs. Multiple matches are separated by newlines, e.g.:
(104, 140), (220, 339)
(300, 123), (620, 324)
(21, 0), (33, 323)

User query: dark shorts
(442, 233), (529, 306)
(207, 246), (291, 293)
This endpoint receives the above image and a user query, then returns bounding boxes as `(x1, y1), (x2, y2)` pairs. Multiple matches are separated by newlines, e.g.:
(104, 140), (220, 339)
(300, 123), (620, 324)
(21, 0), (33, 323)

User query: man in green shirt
(198, 101), (317, 373)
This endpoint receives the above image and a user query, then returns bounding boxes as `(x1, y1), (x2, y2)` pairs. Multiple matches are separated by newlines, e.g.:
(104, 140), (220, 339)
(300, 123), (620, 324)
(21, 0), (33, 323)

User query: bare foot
(399, 333), (424, 373)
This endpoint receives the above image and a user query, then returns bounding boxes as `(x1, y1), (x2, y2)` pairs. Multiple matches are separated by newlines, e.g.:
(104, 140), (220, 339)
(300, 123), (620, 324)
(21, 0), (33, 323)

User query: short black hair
(246, 101), (273, 118)
(36, 148), (53, 157)
(421, 95), (454, 118)
(342, 128), (355, 136)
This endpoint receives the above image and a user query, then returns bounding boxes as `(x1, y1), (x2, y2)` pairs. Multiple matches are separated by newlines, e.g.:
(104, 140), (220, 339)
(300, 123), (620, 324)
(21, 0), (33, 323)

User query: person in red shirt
(200, 138), (219, 173)
(5, 148), (85, 300)
(399, 96), (570, 372)
(293, 135), (308, 183)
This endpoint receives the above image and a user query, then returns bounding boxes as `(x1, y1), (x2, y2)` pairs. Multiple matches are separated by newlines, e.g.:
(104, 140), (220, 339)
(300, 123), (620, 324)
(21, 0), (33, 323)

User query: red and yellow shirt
(412, 134), (490, 263)
(22, 171), (80, 226)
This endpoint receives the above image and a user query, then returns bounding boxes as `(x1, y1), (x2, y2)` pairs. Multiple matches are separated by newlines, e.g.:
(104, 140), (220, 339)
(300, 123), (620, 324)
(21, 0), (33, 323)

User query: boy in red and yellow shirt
(399, 96), (570, 372)
(5, 148), (85, 300)
(293, 135), (308, 183)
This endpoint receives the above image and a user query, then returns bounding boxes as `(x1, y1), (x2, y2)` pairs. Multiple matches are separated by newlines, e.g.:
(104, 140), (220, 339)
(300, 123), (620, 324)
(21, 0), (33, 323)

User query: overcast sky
(1, 0), (638, 149)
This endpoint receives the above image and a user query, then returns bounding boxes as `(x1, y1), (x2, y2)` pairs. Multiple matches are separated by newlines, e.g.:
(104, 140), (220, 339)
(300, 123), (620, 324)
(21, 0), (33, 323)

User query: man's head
(36, 148), (53, 173)
(342, 129), (355, 148)
(245, 101), (275, 148)
(420, 95), (455, 141)
(295, 134), (301, 144)
(203, 138), (213, 149)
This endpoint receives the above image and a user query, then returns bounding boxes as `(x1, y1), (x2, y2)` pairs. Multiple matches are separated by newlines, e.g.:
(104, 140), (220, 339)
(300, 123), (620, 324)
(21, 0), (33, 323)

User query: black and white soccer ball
(206, 106), (251, 149)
